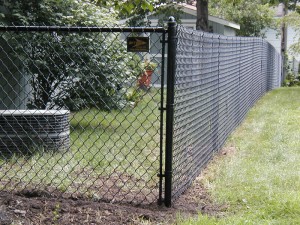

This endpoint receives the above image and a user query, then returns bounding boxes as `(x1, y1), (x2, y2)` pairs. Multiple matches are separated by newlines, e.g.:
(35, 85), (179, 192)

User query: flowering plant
(140, 60), (157, 71)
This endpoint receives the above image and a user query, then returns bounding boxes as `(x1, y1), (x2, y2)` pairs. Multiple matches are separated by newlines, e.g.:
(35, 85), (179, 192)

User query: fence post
(165, 16), (177, 207)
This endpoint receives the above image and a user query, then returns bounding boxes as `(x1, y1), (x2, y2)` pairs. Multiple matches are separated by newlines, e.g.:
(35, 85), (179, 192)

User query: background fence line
(169, 26), (282, 203)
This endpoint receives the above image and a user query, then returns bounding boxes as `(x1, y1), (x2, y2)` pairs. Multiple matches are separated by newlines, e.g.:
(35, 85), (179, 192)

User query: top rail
(0, 26), (167, 33)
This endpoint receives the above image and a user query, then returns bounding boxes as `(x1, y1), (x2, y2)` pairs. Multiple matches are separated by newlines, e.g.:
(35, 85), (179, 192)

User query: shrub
(1, 0), (138, 111)
(283, 72), (300, 87)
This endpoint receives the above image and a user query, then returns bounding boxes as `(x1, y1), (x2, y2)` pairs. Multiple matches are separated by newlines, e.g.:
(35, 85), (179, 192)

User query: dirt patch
(0, 177), (227, 225)
(220, 146), (237, 156)
(68, 170), (159, 204)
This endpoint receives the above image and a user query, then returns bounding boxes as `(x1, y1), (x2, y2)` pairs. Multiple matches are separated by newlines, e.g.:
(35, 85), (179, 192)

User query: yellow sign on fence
(127, 37), (150, 52)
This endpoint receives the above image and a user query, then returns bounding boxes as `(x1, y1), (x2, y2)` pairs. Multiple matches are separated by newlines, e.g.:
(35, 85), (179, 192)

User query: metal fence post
(165, 16), (177, 207)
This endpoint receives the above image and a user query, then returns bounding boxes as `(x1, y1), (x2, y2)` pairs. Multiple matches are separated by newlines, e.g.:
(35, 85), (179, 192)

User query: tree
(95, 0), (155, 26)
(209, 0), (275, 37)
(262, 0), (299, 10)
(196, 0), (209, 31)
(1, 0), (136, 110)
(95, 0), (184, 26)
(151, 3), (184, 27)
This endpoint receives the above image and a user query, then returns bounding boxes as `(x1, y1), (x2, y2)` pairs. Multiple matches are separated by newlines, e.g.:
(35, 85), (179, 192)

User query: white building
(147, 3), (240, 36)
(264, 3), (300, 74)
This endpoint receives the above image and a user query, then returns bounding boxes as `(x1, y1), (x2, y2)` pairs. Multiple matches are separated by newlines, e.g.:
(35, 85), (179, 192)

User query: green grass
(0, 88), (163, 195)
(179, 87), (300, 224)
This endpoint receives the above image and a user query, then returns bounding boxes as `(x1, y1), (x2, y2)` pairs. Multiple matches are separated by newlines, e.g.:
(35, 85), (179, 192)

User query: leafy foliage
(150, 3), (184, 27)
(0, 0), (117, 25)
(0, 0), (137, 111)
(209, 0), (275, 37)
(262, 0), (300, 11)
(95, 0), (184, 26)
(283, 72), (300, 86)
(60, 34), (136, 111)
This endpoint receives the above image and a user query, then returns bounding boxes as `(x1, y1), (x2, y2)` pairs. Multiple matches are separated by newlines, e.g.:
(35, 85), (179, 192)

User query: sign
(127, 37), (150, 52)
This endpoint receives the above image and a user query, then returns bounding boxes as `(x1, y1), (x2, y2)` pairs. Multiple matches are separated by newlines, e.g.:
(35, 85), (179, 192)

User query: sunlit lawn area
(179, 87), (300, 225)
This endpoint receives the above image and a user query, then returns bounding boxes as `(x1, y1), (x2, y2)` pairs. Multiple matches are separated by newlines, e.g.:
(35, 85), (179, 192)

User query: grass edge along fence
(164, 22), (282, 207)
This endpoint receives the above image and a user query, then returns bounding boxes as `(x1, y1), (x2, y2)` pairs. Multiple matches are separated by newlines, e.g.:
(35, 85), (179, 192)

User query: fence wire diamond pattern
(171, 26), (281, 202)
(0, 24), (282, 206)
(0, 26), (166, 205)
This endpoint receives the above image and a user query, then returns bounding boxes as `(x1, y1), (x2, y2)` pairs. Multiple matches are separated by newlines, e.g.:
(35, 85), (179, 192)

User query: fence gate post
(164, 16), (177, 207)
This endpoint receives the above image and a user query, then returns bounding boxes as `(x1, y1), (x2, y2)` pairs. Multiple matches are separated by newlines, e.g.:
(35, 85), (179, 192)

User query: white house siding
(0, 5), (31, 109)
(263, 4), (300, 74)
(0, 38), (30, 110)
(287, 26), (300, 74)
(264, 28), (281, 53)
(264, 27), (299, 74)
(224, 26), (236, 37)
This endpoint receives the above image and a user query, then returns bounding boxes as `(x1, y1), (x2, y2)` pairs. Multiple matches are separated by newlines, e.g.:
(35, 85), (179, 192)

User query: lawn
(179, 87), (300, 224)
(0, 88), (163, 202)
(1, 86), (299, 223)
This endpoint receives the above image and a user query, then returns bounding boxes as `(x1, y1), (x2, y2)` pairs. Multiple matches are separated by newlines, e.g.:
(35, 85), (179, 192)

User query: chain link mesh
(172, 26), (282, 200)
(0, 25), (166, 204)
(0, 23), (283, 206)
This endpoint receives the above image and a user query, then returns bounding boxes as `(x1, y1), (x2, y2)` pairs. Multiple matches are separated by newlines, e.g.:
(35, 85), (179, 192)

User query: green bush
(283, 72), (300, 87)
(1, 0), (139, 111)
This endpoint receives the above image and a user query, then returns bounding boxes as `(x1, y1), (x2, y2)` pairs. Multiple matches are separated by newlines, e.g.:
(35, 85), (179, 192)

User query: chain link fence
(0, 22), (282, 207)
(170, 26), (282, 202)
(0, 25), (167, 205)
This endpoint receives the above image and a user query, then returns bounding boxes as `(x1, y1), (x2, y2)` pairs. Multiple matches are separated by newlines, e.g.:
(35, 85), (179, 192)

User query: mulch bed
(0, 176), (227, 225)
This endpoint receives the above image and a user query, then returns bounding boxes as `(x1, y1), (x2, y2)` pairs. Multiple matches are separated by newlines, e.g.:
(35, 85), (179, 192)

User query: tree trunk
(281, 1), (288, 84)
(196, 0), (209, 31)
